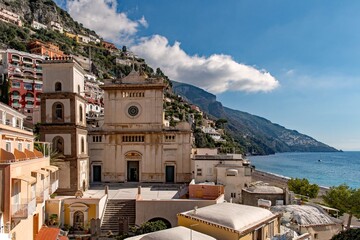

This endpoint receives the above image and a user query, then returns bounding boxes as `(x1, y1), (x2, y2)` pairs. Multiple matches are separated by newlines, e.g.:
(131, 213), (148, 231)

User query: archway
(148, 217), (172, 228)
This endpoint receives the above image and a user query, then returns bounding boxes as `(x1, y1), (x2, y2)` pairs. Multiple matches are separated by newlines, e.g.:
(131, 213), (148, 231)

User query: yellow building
(0, 102), (59, 240)
(45, 194), (107, 231)
(178, 203), (280, 240)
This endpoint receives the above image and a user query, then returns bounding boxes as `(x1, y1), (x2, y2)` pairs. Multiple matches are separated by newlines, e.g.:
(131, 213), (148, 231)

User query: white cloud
(67, 0), (142, 44)
(131, 35), (279, 93)
(138, 16), (148, 28)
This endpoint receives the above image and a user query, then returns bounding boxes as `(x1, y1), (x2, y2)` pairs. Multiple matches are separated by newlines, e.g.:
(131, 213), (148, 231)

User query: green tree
(288, 178), (319, 199)
(323, 184), (360, 229)
(132, 220), (167, 235)
(215, 118), (228, 129)
(331, 228), (360, 240)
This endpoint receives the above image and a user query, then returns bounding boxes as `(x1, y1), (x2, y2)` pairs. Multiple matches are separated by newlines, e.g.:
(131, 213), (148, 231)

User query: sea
(248, 151), (360, 189)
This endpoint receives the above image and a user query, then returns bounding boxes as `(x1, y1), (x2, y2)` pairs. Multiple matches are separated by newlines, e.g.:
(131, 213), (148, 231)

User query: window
(196, 168), (202, 176)
(81, 137), (85, 153)
(231, 192), (236, 198)
(122, 135), (144, 142)
(12, 82), (20, 88)
(93, 136), (102, 142)
(5, 142), (11, 152)
(79, 105), (83, 122)
(165, 135), (176, 142)
(314, 233), (318, 239)
(53, 102), (64, 122)
(53, 136), (64, 154)
(18, 143), (22, 151)
(55, 82), (62, 91)
(78, 85), (80, 94)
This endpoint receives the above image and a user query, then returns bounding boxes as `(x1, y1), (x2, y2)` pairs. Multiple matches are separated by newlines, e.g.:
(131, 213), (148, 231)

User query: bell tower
(39, 57), (89, 194)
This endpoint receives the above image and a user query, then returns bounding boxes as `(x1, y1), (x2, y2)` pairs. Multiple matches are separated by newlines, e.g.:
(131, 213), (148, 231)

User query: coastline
(252, 169), (329, 196)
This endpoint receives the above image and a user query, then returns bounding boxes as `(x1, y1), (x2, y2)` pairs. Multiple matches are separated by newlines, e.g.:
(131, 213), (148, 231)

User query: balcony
(11, 102), (20, 108)
(22, 58), (33, 64)
(24, 85), (32, 90)
(50, 179), (59, 194)
(11, 197), (36, 219)
(11, 95), (20, 100)
(25, 104), (34, 109)
(25, 96), (34, 101)
(36, 187), (49, 203)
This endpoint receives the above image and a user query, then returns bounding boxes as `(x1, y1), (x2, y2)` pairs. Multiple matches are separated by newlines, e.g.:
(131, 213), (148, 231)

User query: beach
(252, 169), (329, 196)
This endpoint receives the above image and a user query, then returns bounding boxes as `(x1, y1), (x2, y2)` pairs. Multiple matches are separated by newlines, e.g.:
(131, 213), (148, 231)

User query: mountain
(172, 81), (338, 155)
(0, 0), (96, 36)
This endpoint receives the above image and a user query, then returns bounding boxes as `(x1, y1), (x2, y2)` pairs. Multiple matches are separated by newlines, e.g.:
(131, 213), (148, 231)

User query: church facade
(88, 71), (192, 183)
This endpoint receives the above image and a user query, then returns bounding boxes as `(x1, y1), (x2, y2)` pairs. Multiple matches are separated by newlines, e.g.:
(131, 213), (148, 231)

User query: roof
(124, 226), (216, 240)
(244, 185), (284, 194)
(35, 226), (69, 240)
(179, 203), (275, 232)
(271, 205), (337, 226)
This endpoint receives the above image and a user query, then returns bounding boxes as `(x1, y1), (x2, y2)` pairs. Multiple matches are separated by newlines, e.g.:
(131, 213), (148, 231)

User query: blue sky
(56, 0), (360, 150)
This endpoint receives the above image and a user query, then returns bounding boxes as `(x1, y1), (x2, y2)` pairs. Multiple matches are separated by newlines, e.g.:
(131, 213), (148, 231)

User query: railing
(50, 179), (59, 194)
(22, 59), (33, 64)
(25, 104), (34, 109)
(25, 96), (34, 101)
(11, 102), (20, 108)
(11, 95), (20, 100)
(36, 187), (49, 203)
(11, 197), (36, 219)
(24, 85), (32, 90)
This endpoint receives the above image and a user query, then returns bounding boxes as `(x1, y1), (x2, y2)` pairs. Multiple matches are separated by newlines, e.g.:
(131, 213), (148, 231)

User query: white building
(31, 20), (47, 30)
(192, 148), (252, 203)
(0, 7), (22, 26)
(50, 21), (63, 33)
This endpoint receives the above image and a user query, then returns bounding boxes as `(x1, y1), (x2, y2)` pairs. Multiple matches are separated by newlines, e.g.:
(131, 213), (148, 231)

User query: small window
(196, 168), (202, 176)
(18, 143), (22, 151)
(231, 192), (236, 198)
(5, 142), (11, 152)
(55, 82), (62, 91)
(53, 103), (64, 121)
(81, 137), (85, 153)
(314, 233), (318, 239)
(79, 105), (83, 122)
(78, 85), (81, 94)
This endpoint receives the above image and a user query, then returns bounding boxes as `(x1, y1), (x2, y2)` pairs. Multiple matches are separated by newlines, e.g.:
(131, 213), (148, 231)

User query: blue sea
(248, 152), (360, 189)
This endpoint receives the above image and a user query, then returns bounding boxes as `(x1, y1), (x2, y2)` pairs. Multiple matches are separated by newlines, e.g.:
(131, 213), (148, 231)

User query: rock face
(172, 81), (338, 155)
(0, 0), (97, 35)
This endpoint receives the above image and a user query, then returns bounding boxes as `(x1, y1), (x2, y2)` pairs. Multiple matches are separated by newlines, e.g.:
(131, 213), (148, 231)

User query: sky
(55, 0), (360, 151)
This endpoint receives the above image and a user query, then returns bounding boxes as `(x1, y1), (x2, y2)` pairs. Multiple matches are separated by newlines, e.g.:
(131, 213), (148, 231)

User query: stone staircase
(101, 199), (136, 234)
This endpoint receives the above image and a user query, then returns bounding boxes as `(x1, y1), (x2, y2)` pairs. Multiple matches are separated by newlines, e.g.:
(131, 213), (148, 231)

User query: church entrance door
(127, 161), (139, 182)
(165, 166), (175, 183)
(93, 165), (101, 182)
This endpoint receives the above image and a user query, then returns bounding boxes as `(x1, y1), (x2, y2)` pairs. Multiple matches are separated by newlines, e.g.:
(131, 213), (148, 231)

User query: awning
(32, 169), (49, 177)
(41, 165), (59, 173)
(13, 175), (37, 184)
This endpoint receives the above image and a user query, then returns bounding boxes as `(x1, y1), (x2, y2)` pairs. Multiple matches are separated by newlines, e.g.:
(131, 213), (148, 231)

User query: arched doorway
(148, 217), (172, 228)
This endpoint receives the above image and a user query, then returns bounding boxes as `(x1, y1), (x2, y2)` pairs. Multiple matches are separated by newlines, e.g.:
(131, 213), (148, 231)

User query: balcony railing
(25, 104), (34, 109)
(22, 59), (33, 64)
(50, 179), (59, 194)
(36, 187), (49, 203)
(24, 85), (32, 90)
(25, 96), (34, 101)
(11, 102), (20, 108)
(11, 95), (20, 100)
(11, 198), (36, 219)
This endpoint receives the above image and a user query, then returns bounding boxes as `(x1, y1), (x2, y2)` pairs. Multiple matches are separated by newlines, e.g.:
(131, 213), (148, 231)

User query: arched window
(52, 136), (64, 154)
(81, 137), (85, 153)
(79, 105), (83, 122)
(55, 82), (62, 92)
(52, 102), (64, 122)
(73, 211), (84, 229)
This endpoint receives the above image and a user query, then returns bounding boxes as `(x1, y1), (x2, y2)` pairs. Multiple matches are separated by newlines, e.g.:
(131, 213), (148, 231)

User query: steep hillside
(172, 81), (338, 155)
